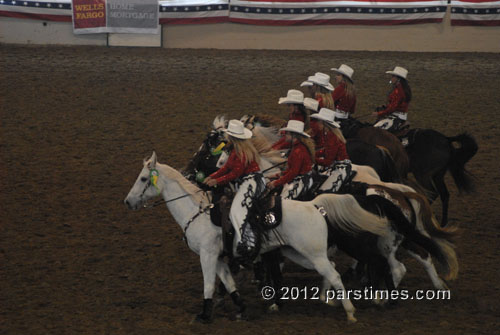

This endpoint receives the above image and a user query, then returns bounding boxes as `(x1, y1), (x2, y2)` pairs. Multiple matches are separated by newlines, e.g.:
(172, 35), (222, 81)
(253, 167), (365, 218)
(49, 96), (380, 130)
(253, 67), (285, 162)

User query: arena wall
(1, 7), (499, 52)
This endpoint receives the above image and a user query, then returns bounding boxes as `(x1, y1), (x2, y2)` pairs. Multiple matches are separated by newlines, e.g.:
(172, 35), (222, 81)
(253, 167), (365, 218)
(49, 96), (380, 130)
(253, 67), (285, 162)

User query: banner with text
(72, 0), (159, 34)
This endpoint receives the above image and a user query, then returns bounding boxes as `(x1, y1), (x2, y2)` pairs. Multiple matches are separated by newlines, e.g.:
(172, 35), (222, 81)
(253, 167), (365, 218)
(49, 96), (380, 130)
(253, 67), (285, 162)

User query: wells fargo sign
(72, 0), (159, 34)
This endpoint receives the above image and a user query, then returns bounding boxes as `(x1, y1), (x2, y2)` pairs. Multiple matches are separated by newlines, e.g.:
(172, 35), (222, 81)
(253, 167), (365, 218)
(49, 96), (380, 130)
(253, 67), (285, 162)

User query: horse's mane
(251, 127), (286, 166)
(212, 115), (227, 131)
(249, 113), (286, 129)
(211, 115), (285, 166)
(155, 162), (210, 205)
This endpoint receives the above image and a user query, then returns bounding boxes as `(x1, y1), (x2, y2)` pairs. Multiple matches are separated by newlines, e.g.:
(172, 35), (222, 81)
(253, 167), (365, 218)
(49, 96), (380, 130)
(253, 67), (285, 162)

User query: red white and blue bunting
(1, 0), (500, 26)
(228, 1), (448, 25)
(450, 0), (500, 25)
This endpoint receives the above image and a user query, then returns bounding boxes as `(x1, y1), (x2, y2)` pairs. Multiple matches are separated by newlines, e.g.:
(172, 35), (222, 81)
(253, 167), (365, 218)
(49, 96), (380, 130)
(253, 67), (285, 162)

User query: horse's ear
(150, 151), (157, 168)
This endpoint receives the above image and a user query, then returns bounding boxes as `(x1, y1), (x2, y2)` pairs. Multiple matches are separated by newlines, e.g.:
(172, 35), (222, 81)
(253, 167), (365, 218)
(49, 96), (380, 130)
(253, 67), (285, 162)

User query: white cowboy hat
(303, 97), (319, 112)
(331, 64), (354, 81)
(308, 72), (334, 91)
(300, 80), (313, 87)
(223, 119), (252, 139)
(386, 66), (408, 79)
(278, 89), (304, 105)
(310, 108), (341, 128)
(279, 120), (310, 138)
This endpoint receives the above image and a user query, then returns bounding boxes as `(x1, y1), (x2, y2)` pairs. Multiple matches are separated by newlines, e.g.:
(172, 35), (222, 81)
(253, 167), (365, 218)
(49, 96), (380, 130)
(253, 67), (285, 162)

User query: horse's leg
(261, 250), (284, 312)
(403, 241), (449, 290)
(281, 248), (336, 306)
(432, 169), (450, 227)
(310, 256), (357, 323)
(215, 259), (248, 319)
(196, 250), (219, 323)
(377, 234), (406, 288)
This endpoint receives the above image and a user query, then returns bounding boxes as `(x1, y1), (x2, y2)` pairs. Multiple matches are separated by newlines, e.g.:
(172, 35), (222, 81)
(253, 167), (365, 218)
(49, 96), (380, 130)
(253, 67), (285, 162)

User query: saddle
(392, 122), (411, 138)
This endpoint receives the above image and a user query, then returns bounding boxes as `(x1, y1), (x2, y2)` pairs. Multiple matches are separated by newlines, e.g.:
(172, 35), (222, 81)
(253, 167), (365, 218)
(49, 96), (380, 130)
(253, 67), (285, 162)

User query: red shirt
(209, 150), (260, 185)
(315, 131), (349, 167)
(332, 82), (356, 114)
(377, 82), (409, 117)
(272, 136), (291, 150)
(273, 141), (313, 187)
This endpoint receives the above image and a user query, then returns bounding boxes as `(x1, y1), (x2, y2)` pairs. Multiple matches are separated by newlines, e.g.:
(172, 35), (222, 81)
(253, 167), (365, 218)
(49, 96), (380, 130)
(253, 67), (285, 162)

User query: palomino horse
(125, 152), (391, 323)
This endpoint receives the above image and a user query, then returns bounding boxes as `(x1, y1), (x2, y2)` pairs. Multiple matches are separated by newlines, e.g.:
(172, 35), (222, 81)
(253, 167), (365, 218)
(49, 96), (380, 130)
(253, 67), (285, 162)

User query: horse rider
(309, 72), (335, 109)
(272, 89), (310, 150)
(203, 120), (262, 262)
(330, 64), (357, 124)
(310, 108), (352, 193)
(267, 120), (315, 200)
(373, 66), (412, 133)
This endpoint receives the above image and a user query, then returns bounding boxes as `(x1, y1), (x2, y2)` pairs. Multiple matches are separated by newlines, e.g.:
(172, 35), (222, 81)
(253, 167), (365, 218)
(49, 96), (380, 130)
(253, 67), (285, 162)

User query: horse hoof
(235, 312), (249, 321)
(267, 303), (280, 313)
(438, 279), (450, 291)
(347, 315), (357, 324)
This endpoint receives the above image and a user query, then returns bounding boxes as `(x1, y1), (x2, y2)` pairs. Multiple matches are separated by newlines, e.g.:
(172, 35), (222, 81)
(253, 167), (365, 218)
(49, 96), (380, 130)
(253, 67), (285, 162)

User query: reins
(261, 160), (287, 174)
(143, 192), (196, 208)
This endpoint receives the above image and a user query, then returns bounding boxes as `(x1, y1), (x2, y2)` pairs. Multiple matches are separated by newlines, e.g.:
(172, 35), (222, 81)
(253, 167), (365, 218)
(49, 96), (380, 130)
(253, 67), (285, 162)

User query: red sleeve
(209, 151), (246, 185)
(209, 155), (231, 180)
(273, 146), (304, 187)
(378, 86), (404, 117)
(315, 132), (337, 167)
(272, 136), (291, 150)
(334, 138), (350, 161)
(331, 83), (345, 101)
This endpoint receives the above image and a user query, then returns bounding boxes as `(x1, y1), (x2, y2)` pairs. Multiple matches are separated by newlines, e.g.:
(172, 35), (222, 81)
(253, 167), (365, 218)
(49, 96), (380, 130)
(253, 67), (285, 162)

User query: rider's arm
(273, 147), (302, 187)
(212, 153), (246, 185)
(316, 132), (337, 167)
(378, 86), (403, 117)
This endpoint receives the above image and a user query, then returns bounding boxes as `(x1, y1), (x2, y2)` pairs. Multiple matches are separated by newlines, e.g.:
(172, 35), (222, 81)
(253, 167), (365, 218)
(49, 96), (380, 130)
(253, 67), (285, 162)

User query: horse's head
(124, 151), (162, 210)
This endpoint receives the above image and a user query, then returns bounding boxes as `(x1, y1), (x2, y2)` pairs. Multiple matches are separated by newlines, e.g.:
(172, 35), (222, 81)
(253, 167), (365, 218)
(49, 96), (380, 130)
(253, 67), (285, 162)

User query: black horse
(404, 129), (478, 226)
(339, 117), (478, 226)
(183, 129), (227, 183)
(346, 138), (402, 183)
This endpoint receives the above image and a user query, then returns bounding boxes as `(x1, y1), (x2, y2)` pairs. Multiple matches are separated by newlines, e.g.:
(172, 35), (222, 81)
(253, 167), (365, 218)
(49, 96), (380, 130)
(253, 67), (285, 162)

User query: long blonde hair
(315, 86), (334, 109)
(229, 136), (260, 165)
(294, 134), (316, 164)
(343, 77), (356, 99)
(324, 122), (346, 144)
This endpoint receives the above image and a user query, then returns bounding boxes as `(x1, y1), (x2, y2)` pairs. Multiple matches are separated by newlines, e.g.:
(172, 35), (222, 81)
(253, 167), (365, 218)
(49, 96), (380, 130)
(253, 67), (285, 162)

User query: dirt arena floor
(1, 44), (499, 334)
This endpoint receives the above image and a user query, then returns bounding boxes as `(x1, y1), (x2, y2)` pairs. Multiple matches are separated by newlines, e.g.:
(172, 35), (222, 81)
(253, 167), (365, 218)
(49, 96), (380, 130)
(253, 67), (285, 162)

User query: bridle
(140, 167), (214, 243)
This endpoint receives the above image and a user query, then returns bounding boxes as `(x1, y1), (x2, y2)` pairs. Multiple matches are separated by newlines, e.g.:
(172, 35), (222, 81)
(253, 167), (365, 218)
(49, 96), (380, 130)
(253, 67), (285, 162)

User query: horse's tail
(447, 133), (478, 194)
(376, 145), (404, 183)
(312, 193), (389, 237)
(405, 192), (459, 281)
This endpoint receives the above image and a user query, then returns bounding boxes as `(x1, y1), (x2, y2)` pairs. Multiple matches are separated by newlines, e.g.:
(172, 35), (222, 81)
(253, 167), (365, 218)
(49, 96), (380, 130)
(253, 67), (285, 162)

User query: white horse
(125, 152), (392, 323)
